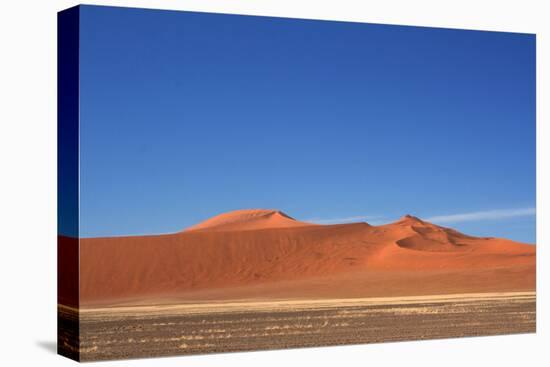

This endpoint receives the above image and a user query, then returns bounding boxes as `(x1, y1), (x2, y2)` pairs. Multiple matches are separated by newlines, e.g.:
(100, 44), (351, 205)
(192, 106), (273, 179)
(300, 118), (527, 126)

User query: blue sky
(77, 5), (536, 242)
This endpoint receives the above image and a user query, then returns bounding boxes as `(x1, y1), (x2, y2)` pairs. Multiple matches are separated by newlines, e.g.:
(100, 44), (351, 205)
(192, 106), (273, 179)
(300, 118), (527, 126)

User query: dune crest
(183, 209), (315, 232)
(71, 209), (535, 308)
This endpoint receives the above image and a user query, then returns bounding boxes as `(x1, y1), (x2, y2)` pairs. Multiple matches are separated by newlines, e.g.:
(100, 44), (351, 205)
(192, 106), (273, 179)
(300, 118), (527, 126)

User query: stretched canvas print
(58, 5), (536, 362)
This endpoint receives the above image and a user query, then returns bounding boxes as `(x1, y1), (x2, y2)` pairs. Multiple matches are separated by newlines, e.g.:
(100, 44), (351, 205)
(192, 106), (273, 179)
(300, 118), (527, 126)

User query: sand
(183, 209), (315, 232)
(60, 209), (535, 308)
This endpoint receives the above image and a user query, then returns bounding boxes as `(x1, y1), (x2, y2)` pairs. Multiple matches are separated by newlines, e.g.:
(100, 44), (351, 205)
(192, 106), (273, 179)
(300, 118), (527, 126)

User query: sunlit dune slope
(69, 209), (535, 307)
(183, 209), (314, 232)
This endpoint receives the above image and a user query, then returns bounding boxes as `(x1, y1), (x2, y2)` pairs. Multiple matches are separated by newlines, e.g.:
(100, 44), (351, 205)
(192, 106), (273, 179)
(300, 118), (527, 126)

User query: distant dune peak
(401, 214), (421, 220)
(183, 208), (315, 232)
(396, 214), (426, 225)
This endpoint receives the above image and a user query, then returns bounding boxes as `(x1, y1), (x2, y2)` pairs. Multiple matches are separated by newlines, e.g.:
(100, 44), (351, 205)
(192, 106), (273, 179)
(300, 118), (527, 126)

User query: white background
(0, 0), (548, 365)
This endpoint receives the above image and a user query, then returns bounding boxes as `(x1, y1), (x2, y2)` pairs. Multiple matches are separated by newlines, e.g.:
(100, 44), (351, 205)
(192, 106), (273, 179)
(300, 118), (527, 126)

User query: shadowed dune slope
(74, 210), (535, 307)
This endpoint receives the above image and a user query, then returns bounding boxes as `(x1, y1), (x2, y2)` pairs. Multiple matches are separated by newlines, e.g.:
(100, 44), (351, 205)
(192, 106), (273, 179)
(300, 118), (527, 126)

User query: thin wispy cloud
(426, 207), (535, 224)
(305, 207), (535, 226)
(306, 215), (384, 225)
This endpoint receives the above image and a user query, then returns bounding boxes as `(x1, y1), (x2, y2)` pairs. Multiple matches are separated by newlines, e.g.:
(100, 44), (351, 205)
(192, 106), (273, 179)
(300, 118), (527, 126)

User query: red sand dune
(61, 209), (535, 308)
(183, 209), (314, 232)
